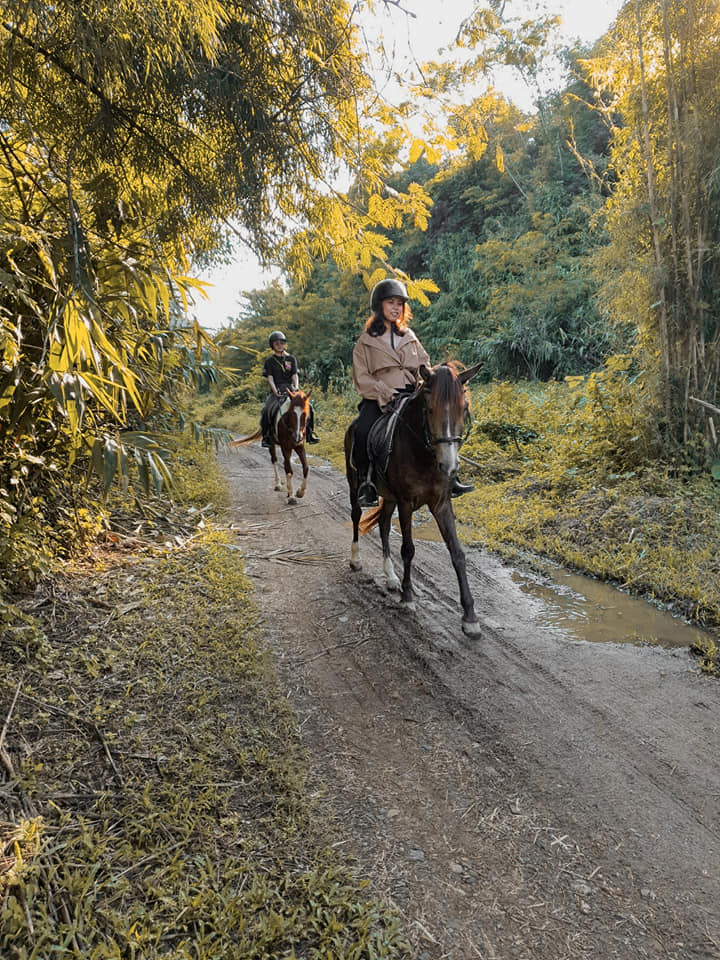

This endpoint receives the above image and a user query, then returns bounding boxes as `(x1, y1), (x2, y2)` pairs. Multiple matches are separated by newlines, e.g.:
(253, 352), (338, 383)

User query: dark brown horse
(344, 362), (483, 636)
(231, 389), (312, 504)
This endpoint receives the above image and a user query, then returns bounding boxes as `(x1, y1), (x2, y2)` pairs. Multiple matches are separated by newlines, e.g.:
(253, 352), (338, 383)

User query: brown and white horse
(344, 362), (483, 636)
(231, 389), (311, 505)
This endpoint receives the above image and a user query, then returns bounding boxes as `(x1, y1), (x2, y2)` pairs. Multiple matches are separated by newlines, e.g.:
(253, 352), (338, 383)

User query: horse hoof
(349, 558), (363, 572)
(287, 497), (297, 505)
(295, 490), (305, 498)
(401, 599), (417, 612)
(462, 618), (482, 637)
(386, 577), (401, 592)
(274, 484), (282, 492)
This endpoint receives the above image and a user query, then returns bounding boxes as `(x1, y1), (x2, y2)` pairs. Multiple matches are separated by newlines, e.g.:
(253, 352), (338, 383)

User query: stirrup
(451, 479), (475, 498)
(357, 481), (379, 508)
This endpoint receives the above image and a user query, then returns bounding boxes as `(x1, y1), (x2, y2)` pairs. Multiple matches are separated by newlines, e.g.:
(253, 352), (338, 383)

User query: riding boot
(356, 460), (379, 508)
(450, 478), (475, 498)
(306, 407), (320, 443)
(260, 405), (271, 447)
(357, 480), (379, 509)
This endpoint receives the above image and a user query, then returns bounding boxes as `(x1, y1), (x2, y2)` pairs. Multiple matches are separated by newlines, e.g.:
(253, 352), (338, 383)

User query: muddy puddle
(509, 563), (713, 649)
(405, 512), (714, 651)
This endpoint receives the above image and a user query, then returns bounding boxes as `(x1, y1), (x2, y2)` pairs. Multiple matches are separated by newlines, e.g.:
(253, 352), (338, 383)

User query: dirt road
(223, 445), (720, 960)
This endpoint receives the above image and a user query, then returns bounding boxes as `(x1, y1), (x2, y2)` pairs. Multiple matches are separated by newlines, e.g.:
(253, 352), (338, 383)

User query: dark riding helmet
(268, 330), (287, 347)
(370, 279), (409, 312)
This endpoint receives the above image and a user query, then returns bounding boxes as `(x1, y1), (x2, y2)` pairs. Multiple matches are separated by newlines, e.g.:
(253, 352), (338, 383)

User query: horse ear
(458, 361), (484, 385)
(418, 364), (432, 383)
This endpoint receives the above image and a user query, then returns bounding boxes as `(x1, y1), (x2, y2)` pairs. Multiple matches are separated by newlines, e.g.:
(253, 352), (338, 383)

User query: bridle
(400, 379), (471, 453)
(424, 403), (472, 450)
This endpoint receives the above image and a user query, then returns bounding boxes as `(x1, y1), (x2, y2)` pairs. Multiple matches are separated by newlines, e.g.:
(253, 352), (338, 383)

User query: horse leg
(294, 445), (308, 499)
(349, 498), (363, 570)
(283, 448), (296, 504)
(379, 499), (400, 592)
(432, 499), (481, 636)
(270, 446), (282, 491)
(345, 425), (364, 571)
(396, 499), (415, 604)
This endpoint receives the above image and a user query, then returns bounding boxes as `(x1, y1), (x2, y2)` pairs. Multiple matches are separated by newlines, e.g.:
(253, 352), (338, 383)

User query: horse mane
(287, 389), (311, 414)
(427, 362), (467, 420)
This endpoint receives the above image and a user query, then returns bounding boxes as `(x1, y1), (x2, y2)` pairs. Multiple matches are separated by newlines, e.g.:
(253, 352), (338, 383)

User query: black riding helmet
(268, 330), (287, 347)
(370, 279), (408, 312)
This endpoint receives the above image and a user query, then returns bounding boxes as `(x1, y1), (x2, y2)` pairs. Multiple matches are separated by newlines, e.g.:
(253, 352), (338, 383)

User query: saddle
(274, 394), (291, 424)
(365, 388), (416, 483)
(264, 393), (291, 440)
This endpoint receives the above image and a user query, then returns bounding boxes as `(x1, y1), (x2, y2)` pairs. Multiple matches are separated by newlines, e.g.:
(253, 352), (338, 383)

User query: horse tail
(358, 500), (383, 535)
(229, 428), (262, 448)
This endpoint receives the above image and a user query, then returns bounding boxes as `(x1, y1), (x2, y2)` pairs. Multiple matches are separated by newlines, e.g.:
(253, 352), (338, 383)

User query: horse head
(285, 389), (311, 445)
(417, 361), (483, 480)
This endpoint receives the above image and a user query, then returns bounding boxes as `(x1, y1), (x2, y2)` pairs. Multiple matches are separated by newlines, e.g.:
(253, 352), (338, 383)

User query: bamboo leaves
(88, 433), (173, 496)
(582, 0), (720, 458)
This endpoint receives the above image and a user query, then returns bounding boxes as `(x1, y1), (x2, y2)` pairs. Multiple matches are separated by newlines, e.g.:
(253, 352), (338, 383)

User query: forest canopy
(217, 0), (720, 468)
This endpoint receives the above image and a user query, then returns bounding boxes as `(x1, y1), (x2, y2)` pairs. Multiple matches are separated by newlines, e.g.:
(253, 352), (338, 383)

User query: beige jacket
(352, 329), (431, 408)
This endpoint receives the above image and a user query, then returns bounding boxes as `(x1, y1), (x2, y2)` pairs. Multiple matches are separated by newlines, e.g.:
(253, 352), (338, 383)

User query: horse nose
(437, 458), (457, 478)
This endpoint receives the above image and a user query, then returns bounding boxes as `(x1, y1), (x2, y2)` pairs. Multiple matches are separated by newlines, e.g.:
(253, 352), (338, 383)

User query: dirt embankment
(223, 445), (720, 960)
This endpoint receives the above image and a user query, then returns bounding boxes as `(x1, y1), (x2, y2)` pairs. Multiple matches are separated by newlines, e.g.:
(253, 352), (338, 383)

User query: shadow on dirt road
(223, 446), (720, 960)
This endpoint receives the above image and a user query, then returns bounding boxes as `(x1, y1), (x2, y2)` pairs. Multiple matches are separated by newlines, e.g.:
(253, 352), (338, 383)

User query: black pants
(353, 398), (383, 481)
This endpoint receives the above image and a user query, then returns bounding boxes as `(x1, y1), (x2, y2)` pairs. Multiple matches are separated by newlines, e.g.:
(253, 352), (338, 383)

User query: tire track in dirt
(223, 447), (720, 960)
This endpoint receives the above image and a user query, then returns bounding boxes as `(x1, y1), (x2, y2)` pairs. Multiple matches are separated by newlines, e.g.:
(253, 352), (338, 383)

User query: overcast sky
(192, 0), (624, 331)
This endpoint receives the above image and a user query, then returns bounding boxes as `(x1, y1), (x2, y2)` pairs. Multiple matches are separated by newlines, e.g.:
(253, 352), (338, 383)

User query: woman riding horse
(351, 279), (474, 508)
(261, 331), (319, 447)
(345, 358), (483, 635)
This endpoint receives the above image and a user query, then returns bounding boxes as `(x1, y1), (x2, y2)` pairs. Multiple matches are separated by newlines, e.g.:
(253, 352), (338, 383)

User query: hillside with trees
(216, 67), (623, 388)
(5, 0), (719, 582)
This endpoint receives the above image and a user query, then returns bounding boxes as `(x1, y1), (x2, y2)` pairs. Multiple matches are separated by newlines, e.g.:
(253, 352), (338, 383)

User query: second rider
(260, 331), (319, 447)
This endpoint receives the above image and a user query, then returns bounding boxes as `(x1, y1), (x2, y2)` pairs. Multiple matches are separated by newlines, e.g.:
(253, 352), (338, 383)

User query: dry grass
(0, 458), (411, 958)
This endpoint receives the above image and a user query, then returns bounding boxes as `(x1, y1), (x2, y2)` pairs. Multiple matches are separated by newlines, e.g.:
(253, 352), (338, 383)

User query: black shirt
(262, 352), (298, 391)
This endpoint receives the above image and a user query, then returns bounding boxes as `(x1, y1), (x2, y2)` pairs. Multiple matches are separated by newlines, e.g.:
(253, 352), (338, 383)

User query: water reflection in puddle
(509, 565), (712, 649)
(404, 514), (713, 650)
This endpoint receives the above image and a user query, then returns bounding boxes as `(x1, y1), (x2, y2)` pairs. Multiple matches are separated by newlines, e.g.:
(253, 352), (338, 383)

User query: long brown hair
(364, 301), (413, 336)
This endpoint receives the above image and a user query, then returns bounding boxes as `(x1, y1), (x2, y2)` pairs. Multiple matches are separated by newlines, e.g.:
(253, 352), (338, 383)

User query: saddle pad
(268, 395), (291, 439)
(367, 393), (414, 479)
